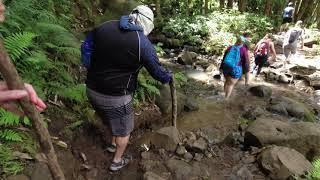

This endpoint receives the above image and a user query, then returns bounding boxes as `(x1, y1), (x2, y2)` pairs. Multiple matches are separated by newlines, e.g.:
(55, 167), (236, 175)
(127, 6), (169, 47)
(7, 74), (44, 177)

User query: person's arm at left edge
(139, 32), (172, 84)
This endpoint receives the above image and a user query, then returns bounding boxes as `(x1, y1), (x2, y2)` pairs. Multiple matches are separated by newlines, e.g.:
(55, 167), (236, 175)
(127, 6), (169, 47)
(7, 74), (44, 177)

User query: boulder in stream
(245, 118), (320, 160)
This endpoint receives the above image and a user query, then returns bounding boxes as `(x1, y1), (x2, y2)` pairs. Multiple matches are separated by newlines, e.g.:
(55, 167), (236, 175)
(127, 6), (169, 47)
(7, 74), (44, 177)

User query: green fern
(58, 84), (87, 103)
(0, 109), (21, 126)
(0, 129), (23, 142)
(308, 159), (320, 180)
(4, 32), (36, 62)
(0, 145), (24, 175)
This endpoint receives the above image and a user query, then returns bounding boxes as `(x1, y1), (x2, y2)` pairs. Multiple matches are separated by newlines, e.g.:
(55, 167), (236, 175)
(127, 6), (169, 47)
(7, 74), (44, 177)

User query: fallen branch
(0, 41), (65, 180)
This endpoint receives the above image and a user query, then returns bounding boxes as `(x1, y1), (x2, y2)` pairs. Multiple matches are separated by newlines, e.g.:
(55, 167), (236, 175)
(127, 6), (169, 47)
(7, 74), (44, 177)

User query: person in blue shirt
(282, 2), (294, 24)
(85, 5), (172, 171)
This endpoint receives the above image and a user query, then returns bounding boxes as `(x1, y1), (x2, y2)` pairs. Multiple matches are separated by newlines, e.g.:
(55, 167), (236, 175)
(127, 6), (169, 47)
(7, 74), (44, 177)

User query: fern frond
(309, 159), (320, 179)
(4, 32), (36, 62)
(0, 109), (20, 127)
(0, 129), (24, 142)
(58, 84), (87, 103)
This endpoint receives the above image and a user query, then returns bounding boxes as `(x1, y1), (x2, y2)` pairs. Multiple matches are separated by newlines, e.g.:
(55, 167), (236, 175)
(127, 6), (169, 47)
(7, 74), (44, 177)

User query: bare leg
(244, 72), (250, 86)
(113, 135), (130, 162)
(112, 136), (116, 145)
(224, 76), (239, 100)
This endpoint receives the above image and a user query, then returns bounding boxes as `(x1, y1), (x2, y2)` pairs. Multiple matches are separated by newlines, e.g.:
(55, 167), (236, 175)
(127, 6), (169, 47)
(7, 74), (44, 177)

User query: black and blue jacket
(86, 17), (171, 96)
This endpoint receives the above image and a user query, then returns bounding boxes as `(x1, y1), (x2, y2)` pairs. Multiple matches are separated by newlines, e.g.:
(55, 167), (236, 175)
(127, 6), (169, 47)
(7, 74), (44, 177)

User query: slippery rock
(177, 51), (198, 65)
(176, 145), (187, 156)
(236, 166), (253, 180)
(268, 96), (316, 122)
(258, 146), (312, 180)
(155, 84), (187, 115)
(242, 105), (265, 120)
(245, 118), (320, 160)
(249, 85), (272, 98)
(31, 163), (53, 180)
(143, 172), (166, 180)
(165, 159), (209, 179)
(183, 152), (193, 161)
(190, 137), (208, 153)
(6, 175), (30, 180)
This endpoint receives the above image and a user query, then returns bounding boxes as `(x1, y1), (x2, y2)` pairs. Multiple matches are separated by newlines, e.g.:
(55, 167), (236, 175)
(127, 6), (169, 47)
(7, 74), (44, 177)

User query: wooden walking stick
(0, 41), (65, 180)
(169, 78), (177, 127)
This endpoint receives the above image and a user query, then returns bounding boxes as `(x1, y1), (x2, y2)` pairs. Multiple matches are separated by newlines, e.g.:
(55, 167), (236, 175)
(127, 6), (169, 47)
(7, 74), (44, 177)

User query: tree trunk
(0, 42), (65, 180)
(264, 0), (271, 16)
(186, 0), (190, 16)
(238, 0), (246, 12)
(296, 0), (311, 21)
(227, 0), (233, 9)
(155, 0), (161, 18)
(204, 0), (209, 14)
(220, 0), (225, 9)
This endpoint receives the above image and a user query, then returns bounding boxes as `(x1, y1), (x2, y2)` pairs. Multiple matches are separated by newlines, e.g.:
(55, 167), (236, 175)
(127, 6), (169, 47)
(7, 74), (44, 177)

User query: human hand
(0, 82), (47, 115)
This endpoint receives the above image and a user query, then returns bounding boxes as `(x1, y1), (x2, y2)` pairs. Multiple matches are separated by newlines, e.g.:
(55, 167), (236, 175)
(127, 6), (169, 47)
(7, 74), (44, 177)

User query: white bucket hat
(129, 5), (154, 36)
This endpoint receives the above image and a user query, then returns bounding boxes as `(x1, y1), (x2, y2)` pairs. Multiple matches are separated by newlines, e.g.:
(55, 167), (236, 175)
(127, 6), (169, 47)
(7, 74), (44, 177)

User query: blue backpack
(80, 31), (94, 69)
(223, 45), (242, 69)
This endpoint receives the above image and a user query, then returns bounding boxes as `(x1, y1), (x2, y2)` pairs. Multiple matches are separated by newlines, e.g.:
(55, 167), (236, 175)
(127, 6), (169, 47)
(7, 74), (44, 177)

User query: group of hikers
(220, 2), (304, 100)
(0, 1), (306, 173)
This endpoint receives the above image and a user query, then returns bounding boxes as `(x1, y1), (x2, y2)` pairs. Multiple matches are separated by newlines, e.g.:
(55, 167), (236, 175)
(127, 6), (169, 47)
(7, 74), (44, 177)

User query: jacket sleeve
(139, 32), (172, 84)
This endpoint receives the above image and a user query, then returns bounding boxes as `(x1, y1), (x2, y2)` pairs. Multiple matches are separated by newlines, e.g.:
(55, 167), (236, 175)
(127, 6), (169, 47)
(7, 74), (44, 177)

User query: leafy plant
(307, 159), (320, 180)
(134, 69), (161, 106)
(58, 84), (87, 104)
(0, 145), (24, 176)
(174, 72), (188, 88)
(0, 129), (23, 142)
(4, 32), (36, 62)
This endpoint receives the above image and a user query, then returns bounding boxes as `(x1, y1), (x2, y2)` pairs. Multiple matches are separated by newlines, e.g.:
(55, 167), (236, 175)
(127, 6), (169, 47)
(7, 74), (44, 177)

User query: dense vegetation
(0, 0), (319, 178)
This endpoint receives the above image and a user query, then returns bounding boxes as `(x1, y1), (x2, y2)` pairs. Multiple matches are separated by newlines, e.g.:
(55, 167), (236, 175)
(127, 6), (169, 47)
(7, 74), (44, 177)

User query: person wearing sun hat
(85, 5), (172, 171)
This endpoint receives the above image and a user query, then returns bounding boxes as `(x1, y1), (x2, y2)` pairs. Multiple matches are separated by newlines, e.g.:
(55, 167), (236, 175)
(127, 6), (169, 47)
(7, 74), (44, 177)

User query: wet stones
(249, 85), (272, 98)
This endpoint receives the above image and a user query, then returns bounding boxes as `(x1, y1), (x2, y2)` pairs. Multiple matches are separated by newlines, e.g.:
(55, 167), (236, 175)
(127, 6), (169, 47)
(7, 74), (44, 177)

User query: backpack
(223, 45), (242, 69)
(283, 7), (294, 18)
(80, 31), (94, 69)
(288, 29), (301, 44)
(254, 41), (269, 56)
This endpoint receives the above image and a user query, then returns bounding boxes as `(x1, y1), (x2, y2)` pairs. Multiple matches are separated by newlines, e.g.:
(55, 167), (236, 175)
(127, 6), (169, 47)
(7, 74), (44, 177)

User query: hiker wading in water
(220, 36), (249, 100)
(85, 5), (172, 171)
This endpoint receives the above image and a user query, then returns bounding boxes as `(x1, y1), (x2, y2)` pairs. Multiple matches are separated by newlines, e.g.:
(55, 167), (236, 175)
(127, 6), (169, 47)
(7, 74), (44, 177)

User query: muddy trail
(11, 33), (320, 180)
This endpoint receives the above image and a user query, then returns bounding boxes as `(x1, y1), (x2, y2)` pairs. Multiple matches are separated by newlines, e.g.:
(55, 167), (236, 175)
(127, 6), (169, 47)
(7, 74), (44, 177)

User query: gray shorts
(86, 88), (134, 137)
(283, 43), (297, 58)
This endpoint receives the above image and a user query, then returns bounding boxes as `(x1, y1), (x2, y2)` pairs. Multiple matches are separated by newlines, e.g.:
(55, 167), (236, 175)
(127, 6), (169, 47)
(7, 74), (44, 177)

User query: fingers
(0, 90), (28, 102)
(24, 83), (47, 111)
(24, 83), (37, 104)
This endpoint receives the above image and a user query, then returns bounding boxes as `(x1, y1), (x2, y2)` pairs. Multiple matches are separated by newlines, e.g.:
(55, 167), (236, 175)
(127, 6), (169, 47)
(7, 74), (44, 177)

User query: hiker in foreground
(251, 34), (276, 78)
(220, 36), (249, 100)
(84, 5), (172, 171)
(283, 20), (304, 66)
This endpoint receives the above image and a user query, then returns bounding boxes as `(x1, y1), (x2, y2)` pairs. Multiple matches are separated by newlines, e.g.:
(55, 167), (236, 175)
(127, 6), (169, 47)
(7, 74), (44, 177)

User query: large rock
(177, 51), (198, 65)
(184, 97), (199, 112)
(31, 163), (53, 180)
(258, 146), (312, 180)
(155, 84), (187, 115)
(165, 159), (209, 179)
(137, 127), (181, 152)
(245, 118), (320, 160)
(249, 85), (272, 98)
(268, 96), (316, 122)
(7, 175), (30, 180)
(143, 172), (166, 180)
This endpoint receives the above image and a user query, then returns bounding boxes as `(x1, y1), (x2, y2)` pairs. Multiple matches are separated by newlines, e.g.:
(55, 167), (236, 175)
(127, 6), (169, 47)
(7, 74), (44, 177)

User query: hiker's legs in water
(283, 44), (291, 67)
(224, 76), (239, 100)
